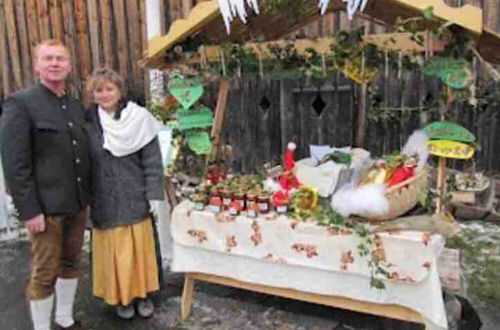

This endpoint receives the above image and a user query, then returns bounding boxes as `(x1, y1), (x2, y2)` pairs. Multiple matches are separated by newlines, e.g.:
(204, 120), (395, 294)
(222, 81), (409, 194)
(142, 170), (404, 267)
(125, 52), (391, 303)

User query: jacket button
(68, 122), (73, 127)
(77, 177), (81, 182)
(62, 104), (67, 109)
(75, 158), (81, 164)
(72, 140), (77, 146)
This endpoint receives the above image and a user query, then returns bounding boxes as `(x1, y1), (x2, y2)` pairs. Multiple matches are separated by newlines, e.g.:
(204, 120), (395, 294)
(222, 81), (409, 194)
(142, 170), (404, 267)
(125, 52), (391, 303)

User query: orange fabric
(92, 219), (159, 306)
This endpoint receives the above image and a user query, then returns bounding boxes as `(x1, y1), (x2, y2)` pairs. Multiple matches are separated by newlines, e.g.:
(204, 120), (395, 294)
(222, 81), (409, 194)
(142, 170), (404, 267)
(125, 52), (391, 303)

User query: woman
(85, 68), (164, 319)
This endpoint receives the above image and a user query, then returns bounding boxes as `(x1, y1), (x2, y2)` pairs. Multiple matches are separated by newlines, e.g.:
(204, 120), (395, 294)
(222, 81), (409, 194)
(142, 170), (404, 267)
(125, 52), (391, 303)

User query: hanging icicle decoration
(219, 0), (370, 33)
(318, 0), (370, 19)
(219, 0), (260, 33)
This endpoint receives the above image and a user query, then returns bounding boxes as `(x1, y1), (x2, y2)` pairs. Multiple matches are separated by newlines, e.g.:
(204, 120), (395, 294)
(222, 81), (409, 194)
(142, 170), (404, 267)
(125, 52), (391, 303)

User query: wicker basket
(356, 169), (428, 222)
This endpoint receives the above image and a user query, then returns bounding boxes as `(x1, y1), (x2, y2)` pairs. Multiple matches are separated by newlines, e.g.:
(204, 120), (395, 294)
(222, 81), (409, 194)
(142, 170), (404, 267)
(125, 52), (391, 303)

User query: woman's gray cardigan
(85, 106), (164, 229)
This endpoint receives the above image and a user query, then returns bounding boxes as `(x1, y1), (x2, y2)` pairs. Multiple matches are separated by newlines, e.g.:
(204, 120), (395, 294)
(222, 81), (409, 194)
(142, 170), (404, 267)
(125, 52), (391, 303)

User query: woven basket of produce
(357, 170), (428, 222)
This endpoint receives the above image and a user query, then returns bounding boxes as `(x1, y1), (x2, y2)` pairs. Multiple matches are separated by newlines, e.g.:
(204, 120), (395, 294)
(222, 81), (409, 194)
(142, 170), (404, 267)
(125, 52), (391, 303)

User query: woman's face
(94, 81), (121, 112)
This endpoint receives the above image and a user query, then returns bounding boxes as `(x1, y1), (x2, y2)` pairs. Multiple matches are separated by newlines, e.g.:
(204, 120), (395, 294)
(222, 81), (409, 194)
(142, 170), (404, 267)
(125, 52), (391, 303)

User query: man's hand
(25, 214), (46, 234)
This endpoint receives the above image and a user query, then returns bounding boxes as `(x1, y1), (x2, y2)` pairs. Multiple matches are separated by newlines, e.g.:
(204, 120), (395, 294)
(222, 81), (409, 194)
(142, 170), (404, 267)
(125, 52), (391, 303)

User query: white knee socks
(55, 278), (78, 328)
(30, 294), (54, 330)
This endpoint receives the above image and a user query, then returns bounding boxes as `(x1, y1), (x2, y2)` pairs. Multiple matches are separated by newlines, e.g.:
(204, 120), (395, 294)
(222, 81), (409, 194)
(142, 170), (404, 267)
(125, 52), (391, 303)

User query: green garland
(307, 204), (391, 290)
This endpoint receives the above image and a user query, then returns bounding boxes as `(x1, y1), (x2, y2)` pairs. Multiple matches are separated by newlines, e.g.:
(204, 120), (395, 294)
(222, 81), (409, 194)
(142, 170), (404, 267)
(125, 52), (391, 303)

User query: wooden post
(4, 0), (22, 90)
(15, 0), (32, 84)
(164, 176), (178, 209)
(209, 79), (230, 161)
(355, 83), (368, 147)
(181, 274), (196, 321)
(436, 157), (447, 213)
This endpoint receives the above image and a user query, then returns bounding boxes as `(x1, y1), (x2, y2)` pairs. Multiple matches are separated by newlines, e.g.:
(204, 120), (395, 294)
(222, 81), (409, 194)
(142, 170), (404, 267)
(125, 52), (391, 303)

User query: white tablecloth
(171, 201), (447, 330)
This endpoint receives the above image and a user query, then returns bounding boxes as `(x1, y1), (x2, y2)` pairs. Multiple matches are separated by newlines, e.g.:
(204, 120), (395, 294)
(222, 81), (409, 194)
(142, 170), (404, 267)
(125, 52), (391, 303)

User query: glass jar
(229, 200), (240, 216)
(233, 192), (246, 210)
(275, 203), (288, 214)
(257, 193), (270, 214)
(222, 189), (232, 210)
(209, 190), (222, 213)
(246, 193), (258, 218)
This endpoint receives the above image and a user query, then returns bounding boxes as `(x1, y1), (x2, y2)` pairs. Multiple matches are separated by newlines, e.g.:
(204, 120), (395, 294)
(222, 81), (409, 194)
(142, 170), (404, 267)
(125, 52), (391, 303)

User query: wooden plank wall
(160, 0), (500, 172)
(1, 0), (500, 170)
(0, 0), (147, 105)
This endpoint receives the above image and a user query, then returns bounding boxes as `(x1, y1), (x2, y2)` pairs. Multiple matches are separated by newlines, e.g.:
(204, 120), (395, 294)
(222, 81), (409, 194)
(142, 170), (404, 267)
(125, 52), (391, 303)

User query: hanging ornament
(319, 0), (370, 18)
(219, 0), (260, 33)
(220, 0), (370, 33)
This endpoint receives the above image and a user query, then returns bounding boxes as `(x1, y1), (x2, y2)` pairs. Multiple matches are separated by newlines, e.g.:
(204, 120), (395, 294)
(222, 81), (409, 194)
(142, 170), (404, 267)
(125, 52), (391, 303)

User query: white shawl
(98, 101), (162, 157)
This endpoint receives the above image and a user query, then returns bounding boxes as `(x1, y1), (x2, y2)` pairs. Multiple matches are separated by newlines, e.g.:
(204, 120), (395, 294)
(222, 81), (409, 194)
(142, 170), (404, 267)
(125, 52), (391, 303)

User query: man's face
(34, 45), (71, 84)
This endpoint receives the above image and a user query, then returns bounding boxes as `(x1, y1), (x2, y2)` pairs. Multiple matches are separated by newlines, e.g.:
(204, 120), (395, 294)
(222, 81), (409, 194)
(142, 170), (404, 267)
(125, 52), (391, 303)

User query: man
(0, 40), (90, 330)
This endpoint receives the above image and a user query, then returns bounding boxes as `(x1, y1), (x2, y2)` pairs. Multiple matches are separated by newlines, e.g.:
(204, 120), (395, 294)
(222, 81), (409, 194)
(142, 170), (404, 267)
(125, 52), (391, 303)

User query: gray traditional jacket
(85, 105), (164, 229)
(1, 83), (91, 220)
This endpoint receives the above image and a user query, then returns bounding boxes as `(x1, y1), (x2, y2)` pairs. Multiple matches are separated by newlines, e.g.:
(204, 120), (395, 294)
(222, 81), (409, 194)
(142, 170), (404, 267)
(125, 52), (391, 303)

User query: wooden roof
(144, 0), (499, 68)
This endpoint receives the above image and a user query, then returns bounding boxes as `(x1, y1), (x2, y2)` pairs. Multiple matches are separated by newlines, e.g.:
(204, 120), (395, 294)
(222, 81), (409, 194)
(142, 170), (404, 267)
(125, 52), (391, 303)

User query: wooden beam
(112, 0), (130, 94)
(25, 0), (40, 60)
(140, 0), (150, 101)
(49, 0), (63, 41)
(146, 1), (220, 59)
(0, 0), (10, 97)
(37, 0), (50, 40)
(15, 0), (32, 84)
(210, 79), (230, 161)
(355, 83), (368, 147)
(144, 0), (484, 69)
(87, 0), (101, 69)
(127, 0), (145, 101)
(164, 176), (179, 209)
(477, 28), (500, 64)
(185, 272), (425, 324)
(74, 0), (91, 82)
(364, 0), (483, 34)
(159, 34), (445, 69)
(100, 0), (114, 68)
(61, 0), (80, 97)
(4, 0), (22, 90)
(181, 275), (196, 320)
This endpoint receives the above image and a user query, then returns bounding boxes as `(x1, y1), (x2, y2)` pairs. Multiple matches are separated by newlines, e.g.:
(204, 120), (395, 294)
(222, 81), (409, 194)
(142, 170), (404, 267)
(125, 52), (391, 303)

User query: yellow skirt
(92, 218), (160, 306)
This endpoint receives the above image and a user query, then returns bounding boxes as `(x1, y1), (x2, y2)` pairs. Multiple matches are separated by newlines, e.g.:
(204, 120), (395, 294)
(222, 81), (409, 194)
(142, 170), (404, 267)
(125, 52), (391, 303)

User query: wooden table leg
(181, 274), (195, 320)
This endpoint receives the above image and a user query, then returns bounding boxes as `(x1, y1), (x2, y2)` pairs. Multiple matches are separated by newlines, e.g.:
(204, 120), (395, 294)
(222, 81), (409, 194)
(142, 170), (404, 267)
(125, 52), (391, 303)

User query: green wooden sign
(186, 131), (212, 155)
(423, 121), (476, 143)
(422, 57), (472, 90)
(177, 107), (214, 131)
(168, 75), (204, 110)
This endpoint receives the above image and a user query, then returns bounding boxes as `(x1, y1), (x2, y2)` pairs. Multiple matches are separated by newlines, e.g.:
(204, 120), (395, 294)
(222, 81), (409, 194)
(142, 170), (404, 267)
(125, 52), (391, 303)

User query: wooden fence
(161, 0), (500, 172)
(1, 0), (500, 171)
(0, 0), (148, 104)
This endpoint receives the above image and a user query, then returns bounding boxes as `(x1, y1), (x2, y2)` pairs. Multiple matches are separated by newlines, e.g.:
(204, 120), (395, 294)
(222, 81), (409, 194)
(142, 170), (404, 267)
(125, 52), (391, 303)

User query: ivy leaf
(370, 278), (386, 290)
(423, 6), (434, 20)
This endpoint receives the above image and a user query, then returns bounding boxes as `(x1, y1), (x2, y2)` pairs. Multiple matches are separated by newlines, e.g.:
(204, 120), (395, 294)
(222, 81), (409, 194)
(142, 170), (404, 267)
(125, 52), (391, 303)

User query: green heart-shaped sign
(168, 76), (204, 110)
(177, 107), (214, 131)
(186, 131), (212, 155)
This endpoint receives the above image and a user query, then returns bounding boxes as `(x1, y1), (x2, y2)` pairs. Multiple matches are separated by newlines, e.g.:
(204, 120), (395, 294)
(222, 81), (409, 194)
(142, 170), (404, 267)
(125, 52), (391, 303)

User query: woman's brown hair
(86, 67), (125, 101)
